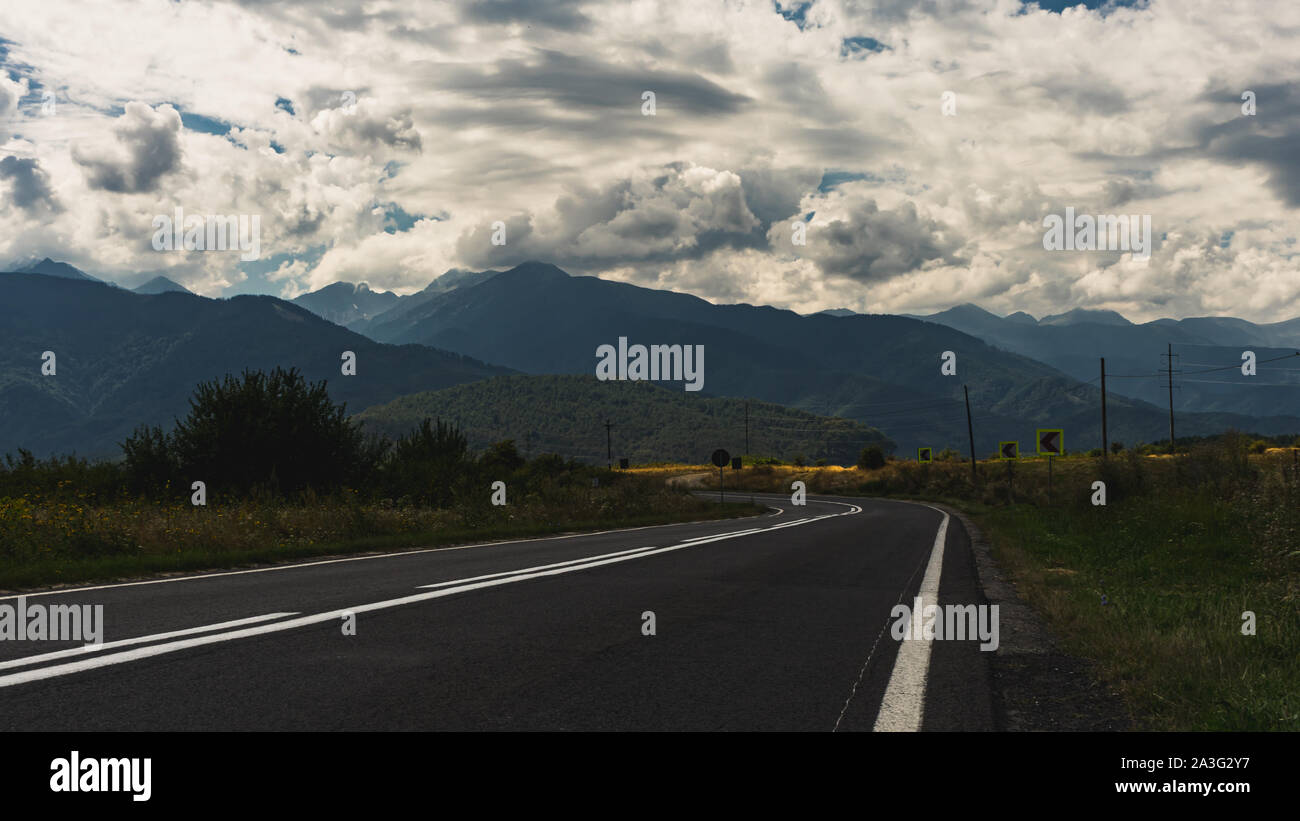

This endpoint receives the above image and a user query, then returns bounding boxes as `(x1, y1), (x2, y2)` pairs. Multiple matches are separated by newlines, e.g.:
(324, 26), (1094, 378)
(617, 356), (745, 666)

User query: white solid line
(0, 511), (778, 602)
(678, 527), (765, 544)
(872, 507), (950, 732)
(766, 518), (810, 529)
(0, 510), (857, 689)
(0, 612), (297, 671)
(419, 545), (661, 589)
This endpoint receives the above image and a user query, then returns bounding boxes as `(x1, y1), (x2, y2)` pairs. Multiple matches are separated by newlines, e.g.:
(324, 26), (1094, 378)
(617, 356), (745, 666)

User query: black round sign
(710, 448), (730, 468)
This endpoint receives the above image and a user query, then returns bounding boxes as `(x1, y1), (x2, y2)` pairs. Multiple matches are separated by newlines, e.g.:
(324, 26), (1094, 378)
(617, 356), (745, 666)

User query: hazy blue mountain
(1039, 308), (1132, 327)
(816, 308), (857, 317)
(351, 262), (1299, 455)
(0, 273), (511, 458)
(914, 303), (1300, 420)
(291, 281), (399, 326)
(349, 268), (505, 335)
(11, 257), (100, 282)
(133, 275), (193, 295)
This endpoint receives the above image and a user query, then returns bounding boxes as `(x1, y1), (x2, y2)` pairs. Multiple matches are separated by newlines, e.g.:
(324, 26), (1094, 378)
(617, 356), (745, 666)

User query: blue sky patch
(775, 1), (813, 30)
(178, 108), (233, 136)
(841, 36), (888, 58)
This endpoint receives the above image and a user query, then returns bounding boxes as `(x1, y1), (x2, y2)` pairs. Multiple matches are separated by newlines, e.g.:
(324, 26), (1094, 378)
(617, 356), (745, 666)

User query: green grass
(976, 491), (1299, 731)
(0, 472), (764, 592)
(653, 445), (1300, 730)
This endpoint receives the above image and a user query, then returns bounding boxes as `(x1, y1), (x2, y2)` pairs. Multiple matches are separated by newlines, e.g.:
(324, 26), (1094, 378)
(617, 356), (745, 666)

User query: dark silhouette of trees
(123, 367), (370, 497)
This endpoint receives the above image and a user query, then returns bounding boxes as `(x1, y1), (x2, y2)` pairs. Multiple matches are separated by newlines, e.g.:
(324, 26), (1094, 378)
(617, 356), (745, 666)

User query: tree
(169, 367), (368, 496)
(121, 424), (178, 492)
(480, 439), (526, 476)
(858, 445), (886, 470)
(385, 417), (470, 506)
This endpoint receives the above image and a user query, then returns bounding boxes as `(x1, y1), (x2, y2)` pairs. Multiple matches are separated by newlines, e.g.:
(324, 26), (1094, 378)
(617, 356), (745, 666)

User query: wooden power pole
(964, 384), (976, 484)
(1100, 357), (1108, 460)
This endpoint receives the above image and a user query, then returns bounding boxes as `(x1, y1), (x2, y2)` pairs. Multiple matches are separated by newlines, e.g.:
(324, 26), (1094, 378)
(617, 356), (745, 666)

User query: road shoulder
(929, 503), (1133, 732)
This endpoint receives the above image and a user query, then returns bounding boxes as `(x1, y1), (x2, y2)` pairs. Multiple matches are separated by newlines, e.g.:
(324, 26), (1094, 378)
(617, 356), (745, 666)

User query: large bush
(124, 367), (371, 497)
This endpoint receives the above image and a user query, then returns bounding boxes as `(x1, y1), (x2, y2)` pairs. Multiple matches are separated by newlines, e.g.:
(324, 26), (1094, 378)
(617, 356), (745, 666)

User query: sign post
(917, 447), (933, 463)
(1037, 429), (1063, 499)
(711, 448), (730, 505)
(999, 441), (1018, 502)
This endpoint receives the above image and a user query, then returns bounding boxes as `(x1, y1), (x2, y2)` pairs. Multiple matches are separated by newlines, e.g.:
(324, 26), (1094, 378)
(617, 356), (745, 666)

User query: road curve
(0, 493), (995, 731)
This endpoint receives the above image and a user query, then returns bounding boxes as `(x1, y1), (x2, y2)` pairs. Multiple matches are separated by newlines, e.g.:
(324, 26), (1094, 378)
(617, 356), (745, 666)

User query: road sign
(711, 448), (730, 468)
(999, 441), (1019, 460)
(918, 447), (933, 463)
(731, 456), (742, 470)
(619, 458), (629, 470)
(1036, 429), (1063, 456)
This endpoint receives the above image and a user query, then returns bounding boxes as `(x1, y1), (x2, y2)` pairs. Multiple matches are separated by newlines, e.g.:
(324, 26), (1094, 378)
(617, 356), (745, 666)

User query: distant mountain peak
(1004, 311), (1037, 325)
(12, 258), (99, 282)
(1039, 307), (1132, 327)
(291, 280), (399, 326)
(133, 275), (193, 295)
(504, 261), (570, 279)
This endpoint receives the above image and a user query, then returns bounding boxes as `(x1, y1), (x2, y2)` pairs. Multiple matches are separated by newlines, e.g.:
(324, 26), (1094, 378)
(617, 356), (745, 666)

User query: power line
(1180, 377), (1300, 386)
(1180, 351), (1300, 374)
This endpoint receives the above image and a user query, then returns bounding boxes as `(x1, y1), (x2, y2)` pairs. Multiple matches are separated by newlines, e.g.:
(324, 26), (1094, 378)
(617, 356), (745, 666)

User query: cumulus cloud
(72, 102), (182, 193)
(782, 198), (965, 282)
(0, 0), (1296, 322)
(0, 155), (59, 213)
(0, 74), (28, 139)
(454, 164), (763, 273)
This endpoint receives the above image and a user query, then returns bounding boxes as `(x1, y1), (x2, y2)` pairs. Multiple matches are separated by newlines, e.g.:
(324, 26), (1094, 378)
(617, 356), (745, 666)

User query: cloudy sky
(1, 0), (1297, 322)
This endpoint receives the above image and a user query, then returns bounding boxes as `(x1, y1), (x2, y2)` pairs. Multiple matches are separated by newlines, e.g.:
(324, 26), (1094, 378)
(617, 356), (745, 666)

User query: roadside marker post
(918, 447), (933, 463)
(1037, 429), (1063, 498)
(999, 441), (1018, 502)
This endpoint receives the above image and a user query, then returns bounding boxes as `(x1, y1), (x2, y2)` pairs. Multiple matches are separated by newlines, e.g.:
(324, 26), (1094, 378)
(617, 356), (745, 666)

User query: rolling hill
(355, 373), (893, 465)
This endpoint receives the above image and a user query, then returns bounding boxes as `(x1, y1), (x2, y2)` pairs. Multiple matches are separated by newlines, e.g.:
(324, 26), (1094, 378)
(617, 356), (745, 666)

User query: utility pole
(1166, 343), (1176, 451)
(964, 384), (977, 484)
(1100, 357), (1108, 460)
(605, 419), (613, 471)
(744, 400), (750, 457)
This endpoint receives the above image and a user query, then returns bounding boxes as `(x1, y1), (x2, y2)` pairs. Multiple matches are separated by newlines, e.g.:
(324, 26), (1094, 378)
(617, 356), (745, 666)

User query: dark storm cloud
(73, 102), (182, 193)
(737, 166), (821, 226)
(435, 50), (751, 115)
(1190, 83), (1300, 206)
(801, 199), (965, 282)
(454, 164), (766, 272)
(460, 0), (593, 31)
(0, 156), (59, 213)
(344, 110), (423, 151)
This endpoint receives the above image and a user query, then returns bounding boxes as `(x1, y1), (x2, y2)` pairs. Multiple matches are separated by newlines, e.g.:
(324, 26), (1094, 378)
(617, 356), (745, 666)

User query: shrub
(165, 367), (371, 497)
(858, 445), (887, 470)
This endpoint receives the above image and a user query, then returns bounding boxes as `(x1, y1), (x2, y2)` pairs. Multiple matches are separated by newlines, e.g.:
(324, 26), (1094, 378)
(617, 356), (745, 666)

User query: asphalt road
(0, 493), (996, 731)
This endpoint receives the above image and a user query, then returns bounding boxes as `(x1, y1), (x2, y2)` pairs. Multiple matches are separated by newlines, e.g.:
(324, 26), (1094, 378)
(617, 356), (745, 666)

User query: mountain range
(7, 258), (1300, 462)
(0, 273), (509, 458)
(908, 303), (1300, 419)
(304, 261), (1300, 455)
